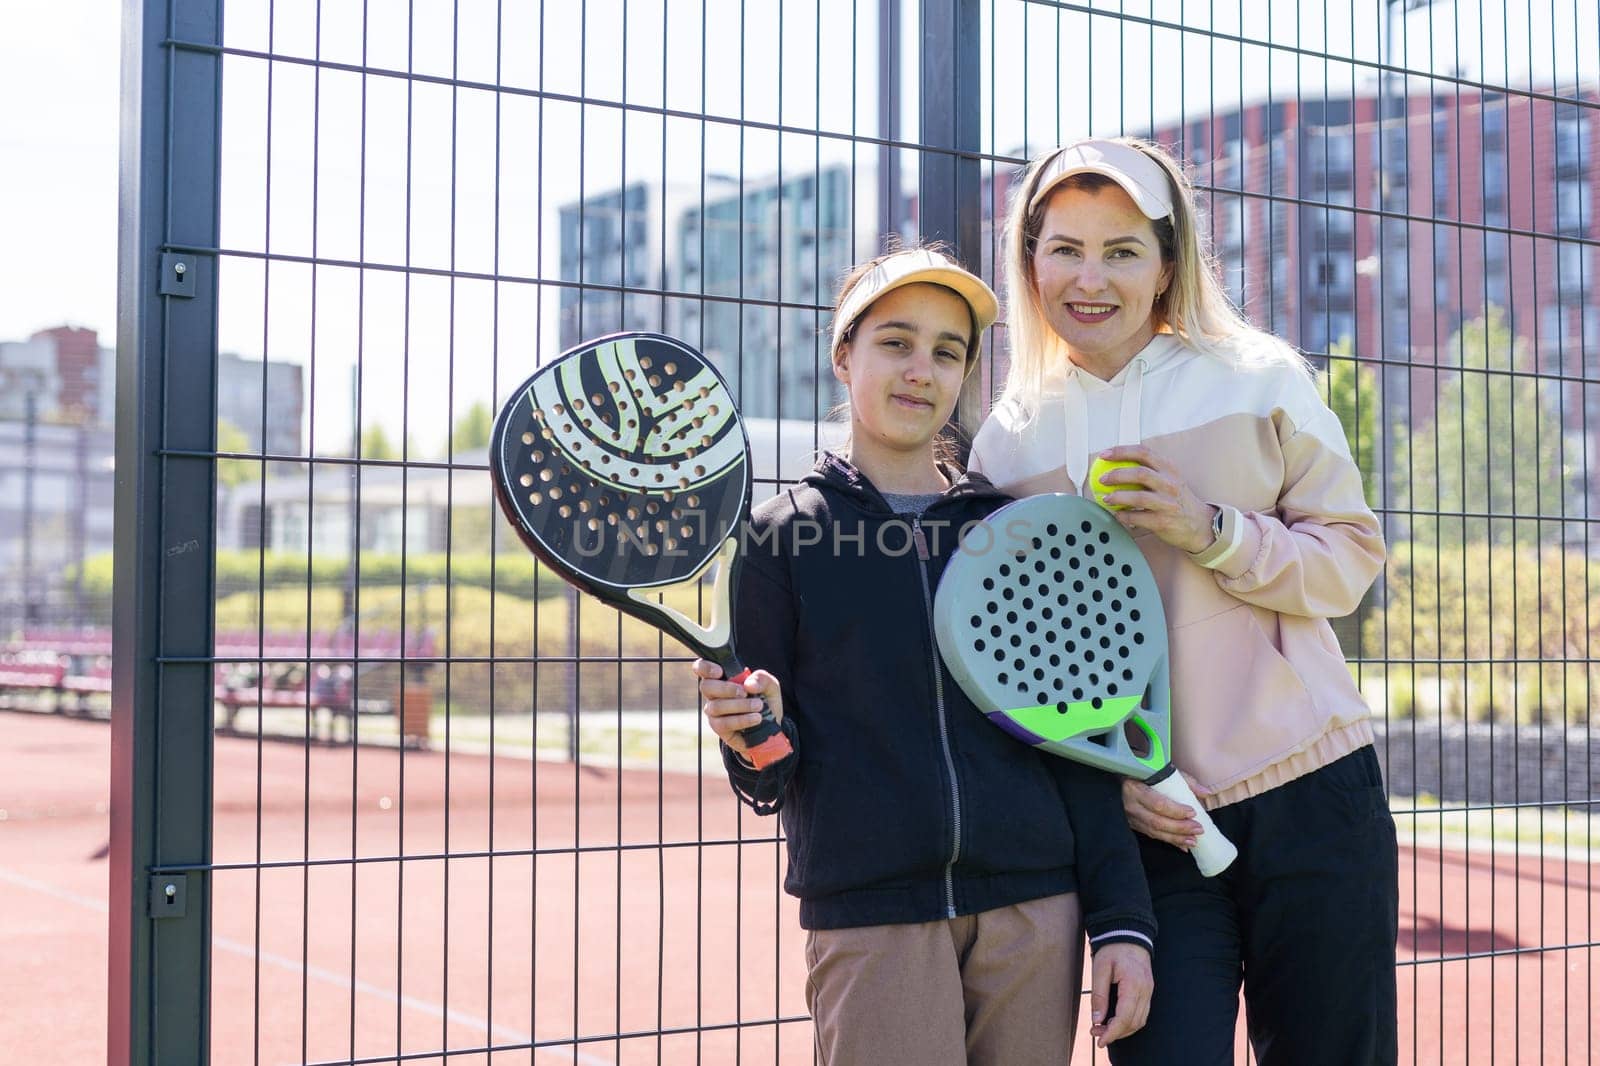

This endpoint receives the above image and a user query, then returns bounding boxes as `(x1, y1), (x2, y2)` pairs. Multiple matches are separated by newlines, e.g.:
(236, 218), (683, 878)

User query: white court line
(0, 865), (609, 1065)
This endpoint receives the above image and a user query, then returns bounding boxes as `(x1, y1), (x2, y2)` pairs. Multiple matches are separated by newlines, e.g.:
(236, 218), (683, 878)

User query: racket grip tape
(1147, 769), (1239, 877)
(727, 667), (793, 770)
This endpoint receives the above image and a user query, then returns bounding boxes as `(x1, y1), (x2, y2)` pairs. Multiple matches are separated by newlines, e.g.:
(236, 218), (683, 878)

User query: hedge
(1362, 538), (1598, 724)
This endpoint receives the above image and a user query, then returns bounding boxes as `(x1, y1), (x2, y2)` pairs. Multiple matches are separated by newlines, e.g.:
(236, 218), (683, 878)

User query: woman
(969, 139), (1398, 1066)
(697, 246), (1156, 1064)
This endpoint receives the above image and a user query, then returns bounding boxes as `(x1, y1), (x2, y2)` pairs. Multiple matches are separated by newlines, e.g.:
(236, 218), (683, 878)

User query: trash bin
(399, 681), (432, 748)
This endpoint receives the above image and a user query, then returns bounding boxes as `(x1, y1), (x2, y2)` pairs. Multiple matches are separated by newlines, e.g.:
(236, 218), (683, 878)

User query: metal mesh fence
(106, 0), (1598, 1063)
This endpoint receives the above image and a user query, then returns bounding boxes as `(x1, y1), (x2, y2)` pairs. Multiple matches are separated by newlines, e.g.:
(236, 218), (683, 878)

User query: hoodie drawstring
(1065, 371), (1090, 495)
(1066, 355), (1146, 497)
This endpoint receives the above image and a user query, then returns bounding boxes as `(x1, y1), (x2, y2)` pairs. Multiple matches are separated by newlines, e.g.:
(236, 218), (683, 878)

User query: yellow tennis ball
(1088, 456), (1142, 510)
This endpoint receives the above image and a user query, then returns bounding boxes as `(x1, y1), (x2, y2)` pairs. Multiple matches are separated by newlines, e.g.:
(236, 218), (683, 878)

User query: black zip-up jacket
(722, 452), (1156, 948)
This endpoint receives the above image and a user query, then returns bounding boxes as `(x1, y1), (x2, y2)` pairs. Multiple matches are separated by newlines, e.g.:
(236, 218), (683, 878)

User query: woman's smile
(1064, 302), (1119, 323)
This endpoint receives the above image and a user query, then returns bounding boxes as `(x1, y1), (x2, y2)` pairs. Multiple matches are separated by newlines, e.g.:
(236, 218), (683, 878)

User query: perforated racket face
(490, 332), (750, 593)
(933, 493), (1172, 777)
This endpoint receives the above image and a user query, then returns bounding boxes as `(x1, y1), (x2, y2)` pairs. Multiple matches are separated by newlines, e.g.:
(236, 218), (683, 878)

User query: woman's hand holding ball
(1090, 445), (1218, 555)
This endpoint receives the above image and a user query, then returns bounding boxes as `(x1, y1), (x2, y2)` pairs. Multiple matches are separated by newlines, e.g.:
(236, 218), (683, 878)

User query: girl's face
(834, 282), (972, 458)
(1030, 183), (1173, 373)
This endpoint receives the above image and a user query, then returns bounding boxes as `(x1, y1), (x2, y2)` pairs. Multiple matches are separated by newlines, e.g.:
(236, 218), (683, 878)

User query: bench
(212, 663), (396, 741)
(0, 656), (68, 711)
(6, 627), (436, 741)
(59, 655), (112, 715)
(211, 630), (435, 743)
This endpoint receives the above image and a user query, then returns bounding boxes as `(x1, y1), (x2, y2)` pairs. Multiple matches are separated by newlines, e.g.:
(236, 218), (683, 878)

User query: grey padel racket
(490, 331), (792, 768)
(933, 493), (1236, 876)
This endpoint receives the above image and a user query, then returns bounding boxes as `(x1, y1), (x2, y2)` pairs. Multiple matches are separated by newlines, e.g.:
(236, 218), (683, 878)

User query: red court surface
(2, 710), (1595, 1065)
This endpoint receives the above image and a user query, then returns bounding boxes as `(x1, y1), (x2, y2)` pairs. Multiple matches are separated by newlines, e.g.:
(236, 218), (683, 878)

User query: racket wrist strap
(743, 727), (792, 769)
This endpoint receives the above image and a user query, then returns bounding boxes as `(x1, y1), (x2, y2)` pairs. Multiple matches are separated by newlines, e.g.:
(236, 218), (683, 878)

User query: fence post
(917, 0), (987, 443)
(917, 0), (982, 265)
(878, 0), (903, 245)
(110, 0), (223, 1062)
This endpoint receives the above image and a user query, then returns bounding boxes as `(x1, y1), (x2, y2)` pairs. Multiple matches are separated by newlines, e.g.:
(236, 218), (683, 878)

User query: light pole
(344, 363), (360, 624)
(877, 0), (902, 246)
(1376, 0), (1424, 547)
(21, 391), (37, 627)
(73, 420), (88, 627)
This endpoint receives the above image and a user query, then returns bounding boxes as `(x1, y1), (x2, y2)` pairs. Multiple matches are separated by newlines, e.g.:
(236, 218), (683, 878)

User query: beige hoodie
(969, 333), (1385, 809)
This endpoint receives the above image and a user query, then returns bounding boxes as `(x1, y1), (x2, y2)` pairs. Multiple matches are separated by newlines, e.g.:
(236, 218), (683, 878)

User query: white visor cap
(829, 250), (1000, 368)
(1028, 140), (1175, 220)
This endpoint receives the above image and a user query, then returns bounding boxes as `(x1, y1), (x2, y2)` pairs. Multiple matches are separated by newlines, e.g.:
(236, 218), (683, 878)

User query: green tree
(215, 419), (257, 488)
(361, 424), (397, 460)
(1364, 538), (1598, 724)
(1320, 338), (1379, 509)
(1392, 309), (1576, 547)
(451, 401), (494, 453)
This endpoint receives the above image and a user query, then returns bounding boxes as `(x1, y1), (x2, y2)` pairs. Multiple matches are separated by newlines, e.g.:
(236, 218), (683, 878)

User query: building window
(1432, 115), (1451, 212)
(1557, 241), (1589, 305)
(1484, 232), (1509, 309)
(1327, 311), (1355, 348)
(1304, 311), (1355, 356)
(1306, 130), (1354, 199)
(1323, 130), (1354, 170)
(1434, 228), (1451, 305)
(1219, 195), (1244, 249)
(1541, 305), (1565, 351)
(239, 504), (273, 549)
(1556, 110), (1589, 177)
(1309, 206), (1355, 247)
(1381, 126), (1408, 202)
(1483, 147), (1508, 223)
(1484, 105), (1507, 150)
(1556, 180), (1591, 236)
(1310, 253), (1352, 290)
(1215, 138), (1242, 191)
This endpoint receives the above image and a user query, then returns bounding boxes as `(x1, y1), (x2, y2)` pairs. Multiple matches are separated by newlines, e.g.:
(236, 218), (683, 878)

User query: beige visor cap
(829, 250), (1000, 371)
(1028, 139), (1175, 220)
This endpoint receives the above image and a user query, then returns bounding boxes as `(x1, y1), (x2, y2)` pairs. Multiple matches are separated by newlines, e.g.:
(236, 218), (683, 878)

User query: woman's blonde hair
(998, 136), (1304, 417)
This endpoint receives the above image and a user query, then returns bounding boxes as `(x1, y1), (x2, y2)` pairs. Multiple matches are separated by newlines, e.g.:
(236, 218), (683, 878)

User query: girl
(970, 138), (1397, 1066)
(695, 246), (1156, 1065)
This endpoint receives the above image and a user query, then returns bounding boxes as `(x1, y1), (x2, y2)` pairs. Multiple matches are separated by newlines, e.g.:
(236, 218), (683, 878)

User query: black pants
(1108, 746), (1399, 1066)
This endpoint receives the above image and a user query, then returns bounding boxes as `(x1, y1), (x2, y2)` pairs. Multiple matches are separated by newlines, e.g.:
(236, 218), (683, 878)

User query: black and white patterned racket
(933, 493), (1236, 875)
(489, 331), (792, 768)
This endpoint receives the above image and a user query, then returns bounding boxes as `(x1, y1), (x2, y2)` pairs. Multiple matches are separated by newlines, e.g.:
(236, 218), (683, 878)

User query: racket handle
(1148, 769), (1238, 877)
(726, 666), (793, 770)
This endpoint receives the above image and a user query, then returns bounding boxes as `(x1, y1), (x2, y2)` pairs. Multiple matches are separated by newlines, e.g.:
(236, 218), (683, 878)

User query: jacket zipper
(912, 515), (962, 918)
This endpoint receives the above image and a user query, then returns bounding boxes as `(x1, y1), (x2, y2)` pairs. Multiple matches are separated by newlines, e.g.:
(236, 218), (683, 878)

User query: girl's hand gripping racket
(933, 493), (1237, 876)
(489, 331), (792, 768)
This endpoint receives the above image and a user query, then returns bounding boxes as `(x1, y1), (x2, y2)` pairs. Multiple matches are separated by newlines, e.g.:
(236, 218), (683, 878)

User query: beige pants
(804, 892), (1084, 1066)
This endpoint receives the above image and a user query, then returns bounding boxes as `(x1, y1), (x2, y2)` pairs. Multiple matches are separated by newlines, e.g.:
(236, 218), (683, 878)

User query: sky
(2, 0), (1595, 454)
(0, 3), (120, 344)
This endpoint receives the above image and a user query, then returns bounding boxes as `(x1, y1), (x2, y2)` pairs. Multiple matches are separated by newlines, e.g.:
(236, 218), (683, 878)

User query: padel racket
(489, 331), (792, 768)
(933, 493), (1236, 876)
